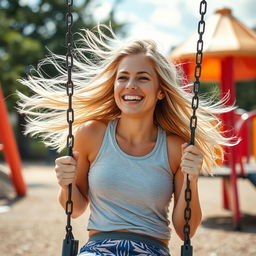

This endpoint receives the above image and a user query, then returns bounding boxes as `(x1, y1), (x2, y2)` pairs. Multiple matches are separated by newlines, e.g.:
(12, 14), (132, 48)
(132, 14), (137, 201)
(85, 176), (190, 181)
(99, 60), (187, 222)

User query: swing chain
(62, 1), (79, 256)
(182, 1), (207, 255)
(190, 0), (207, 145)
(65, 0), (74, 239)
(66, 0), (74, 156)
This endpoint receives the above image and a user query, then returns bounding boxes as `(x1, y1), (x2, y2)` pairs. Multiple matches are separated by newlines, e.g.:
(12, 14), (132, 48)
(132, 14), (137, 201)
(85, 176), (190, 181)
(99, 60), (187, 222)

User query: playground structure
(0, 85), (26, 197)
(170, 7), (256, 229)
(234, 110), (256, 177)
(220, 109), (256, 224)
(0, 6), (255, 233)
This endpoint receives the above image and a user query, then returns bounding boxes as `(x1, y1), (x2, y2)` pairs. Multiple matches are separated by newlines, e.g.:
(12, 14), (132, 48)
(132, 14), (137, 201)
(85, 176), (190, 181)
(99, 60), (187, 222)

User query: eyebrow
(118, 71), (151, 76)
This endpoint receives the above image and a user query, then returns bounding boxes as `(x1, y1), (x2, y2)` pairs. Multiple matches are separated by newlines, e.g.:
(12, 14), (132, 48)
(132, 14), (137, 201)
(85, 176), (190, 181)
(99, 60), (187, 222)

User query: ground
(0, 163), (255, 256)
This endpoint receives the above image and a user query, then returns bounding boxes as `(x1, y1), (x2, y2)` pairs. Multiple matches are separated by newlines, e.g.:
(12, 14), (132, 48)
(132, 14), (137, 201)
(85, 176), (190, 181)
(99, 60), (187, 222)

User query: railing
(234, 110), (256, 176)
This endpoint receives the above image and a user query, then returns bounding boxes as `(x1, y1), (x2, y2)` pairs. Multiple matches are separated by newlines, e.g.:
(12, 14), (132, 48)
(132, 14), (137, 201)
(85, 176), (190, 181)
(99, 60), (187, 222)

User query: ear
(157, 90), (165, 100)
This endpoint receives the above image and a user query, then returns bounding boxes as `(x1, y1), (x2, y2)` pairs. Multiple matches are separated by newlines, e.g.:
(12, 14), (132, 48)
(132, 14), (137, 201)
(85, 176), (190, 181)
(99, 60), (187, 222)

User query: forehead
(117, 54), (156, 74)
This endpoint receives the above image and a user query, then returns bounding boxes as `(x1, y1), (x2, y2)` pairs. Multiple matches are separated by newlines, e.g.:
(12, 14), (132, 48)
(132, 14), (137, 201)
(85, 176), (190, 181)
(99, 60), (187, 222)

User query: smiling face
(114, 53), (164, 118)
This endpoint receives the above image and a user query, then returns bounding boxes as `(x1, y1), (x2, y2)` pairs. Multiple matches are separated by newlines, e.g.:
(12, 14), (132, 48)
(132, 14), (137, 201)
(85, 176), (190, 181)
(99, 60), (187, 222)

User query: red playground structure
(0, 85), (27, 197)
(170, 8), (256, 229)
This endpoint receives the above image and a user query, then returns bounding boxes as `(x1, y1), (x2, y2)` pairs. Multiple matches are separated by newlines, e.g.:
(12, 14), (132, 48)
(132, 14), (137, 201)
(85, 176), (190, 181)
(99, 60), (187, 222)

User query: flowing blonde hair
(18, 25), (236, 173)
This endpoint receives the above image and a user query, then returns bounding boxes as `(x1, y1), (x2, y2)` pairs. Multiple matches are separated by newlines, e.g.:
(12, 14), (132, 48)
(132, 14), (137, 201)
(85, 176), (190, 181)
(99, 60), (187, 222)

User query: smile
(122, 95), (144, 102)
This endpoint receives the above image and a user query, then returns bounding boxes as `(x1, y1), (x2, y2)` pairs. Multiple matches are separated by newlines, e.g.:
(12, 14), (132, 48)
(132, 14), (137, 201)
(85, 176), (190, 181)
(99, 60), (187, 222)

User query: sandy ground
(0, 162), (255, 256)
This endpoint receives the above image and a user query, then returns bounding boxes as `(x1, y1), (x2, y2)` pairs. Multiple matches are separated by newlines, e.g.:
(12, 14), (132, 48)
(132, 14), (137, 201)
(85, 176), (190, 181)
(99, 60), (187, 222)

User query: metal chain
(62, 1), (79, 255)
(65, 0), (74, 241)
(182, 1), (207, 254)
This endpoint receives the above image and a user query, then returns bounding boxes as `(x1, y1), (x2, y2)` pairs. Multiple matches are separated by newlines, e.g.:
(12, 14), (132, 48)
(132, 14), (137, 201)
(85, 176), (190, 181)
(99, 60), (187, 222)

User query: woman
(18, 25), (235, 256)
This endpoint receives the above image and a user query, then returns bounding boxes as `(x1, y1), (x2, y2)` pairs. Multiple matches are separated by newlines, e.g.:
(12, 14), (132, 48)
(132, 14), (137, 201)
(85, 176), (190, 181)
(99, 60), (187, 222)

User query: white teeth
(123, 95), (143, 101)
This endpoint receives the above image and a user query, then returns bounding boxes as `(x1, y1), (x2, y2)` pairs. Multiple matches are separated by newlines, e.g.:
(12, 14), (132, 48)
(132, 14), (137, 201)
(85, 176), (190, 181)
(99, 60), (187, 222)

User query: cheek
(143, 83), (159, 96)
(114, 83), (121, 102)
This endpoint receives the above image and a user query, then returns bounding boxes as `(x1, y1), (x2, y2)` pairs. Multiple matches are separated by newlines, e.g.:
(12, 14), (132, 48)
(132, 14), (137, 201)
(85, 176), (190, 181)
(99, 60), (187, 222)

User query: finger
(181, 166), (198, 175)
(55, 164), (76, 173)
(182, 152), (203, 162)
(181, 159), (199, 167)
(55, 156), (77, 165)
(181, 159), (202, 170)
(73, 151), (79, 161)
(56, 172), (76, 179)
(181, 143), (189, 154)
(183, 145), (201, 155)
(181, 153), (203, 163)
(58, 178), (74, 186)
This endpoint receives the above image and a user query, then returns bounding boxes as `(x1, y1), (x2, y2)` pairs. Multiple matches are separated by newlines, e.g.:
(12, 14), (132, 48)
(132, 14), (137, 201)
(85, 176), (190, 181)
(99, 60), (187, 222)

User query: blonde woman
(18, 26), (234, 256)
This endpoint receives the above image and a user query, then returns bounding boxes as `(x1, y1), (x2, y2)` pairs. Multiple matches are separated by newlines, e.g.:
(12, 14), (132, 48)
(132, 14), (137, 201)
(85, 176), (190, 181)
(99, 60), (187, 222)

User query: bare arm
(58, 179), (88, 219)
(56, 124), (91, 218)
(167, 136), (202, 240)
(172, 167), (202, 240)
(56, 120), (107, 218)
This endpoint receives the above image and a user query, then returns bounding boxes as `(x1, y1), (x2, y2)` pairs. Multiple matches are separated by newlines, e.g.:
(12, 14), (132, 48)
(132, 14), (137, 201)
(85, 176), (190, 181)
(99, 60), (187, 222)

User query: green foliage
(0, 0), (124, 159)
(198, 82), (220, 101)
(0, 0), (125, 111)
(236, 80), (256, 111)
(198, 81), (256, 111)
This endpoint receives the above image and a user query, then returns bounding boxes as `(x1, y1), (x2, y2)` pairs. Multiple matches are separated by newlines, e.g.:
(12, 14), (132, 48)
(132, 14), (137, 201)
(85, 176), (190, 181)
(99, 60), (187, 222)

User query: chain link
(182, 0), (207, 253)
(65, 0), (74, 240)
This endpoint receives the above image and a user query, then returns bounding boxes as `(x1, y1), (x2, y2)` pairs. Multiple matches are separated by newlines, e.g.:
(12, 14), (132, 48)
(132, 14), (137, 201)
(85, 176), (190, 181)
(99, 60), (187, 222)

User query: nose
(125, 78), (137, 89)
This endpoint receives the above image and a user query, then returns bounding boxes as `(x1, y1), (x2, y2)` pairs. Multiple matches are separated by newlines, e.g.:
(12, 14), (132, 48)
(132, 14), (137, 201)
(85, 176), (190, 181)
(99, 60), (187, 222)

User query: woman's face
(114, 53), (164, 118)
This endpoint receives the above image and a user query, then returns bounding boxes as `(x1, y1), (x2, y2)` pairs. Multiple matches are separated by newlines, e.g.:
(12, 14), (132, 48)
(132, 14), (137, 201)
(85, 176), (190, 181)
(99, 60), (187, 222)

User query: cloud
(91, 1), (112, 21)
(139, 0), (256, 27)
(150, 5), (182, 28)
(121, 17), (182, 54)
(114, 0), (256, 55)
(115, 10), (139, 24)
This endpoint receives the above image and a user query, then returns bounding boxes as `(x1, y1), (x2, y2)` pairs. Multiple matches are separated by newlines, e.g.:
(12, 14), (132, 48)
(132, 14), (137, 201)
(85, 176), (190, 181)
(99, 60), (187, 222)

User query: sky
(92, 0), (256, 54)
(20, 0), (256, 55)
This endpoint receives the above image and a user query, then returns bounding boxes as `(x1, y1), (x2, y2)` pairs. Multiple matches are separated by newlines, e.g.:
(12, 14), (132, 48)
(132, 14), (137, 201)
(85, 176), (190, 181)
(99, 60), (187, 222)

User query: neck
(116, 115), (157, 145)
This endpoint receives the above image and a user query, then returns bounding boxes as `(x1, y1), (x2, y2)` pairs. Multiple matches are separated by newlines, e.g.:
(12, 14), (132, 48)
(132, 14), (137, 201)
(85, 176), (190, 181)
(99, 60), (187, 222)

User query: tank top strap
(155, 126), (172, 176)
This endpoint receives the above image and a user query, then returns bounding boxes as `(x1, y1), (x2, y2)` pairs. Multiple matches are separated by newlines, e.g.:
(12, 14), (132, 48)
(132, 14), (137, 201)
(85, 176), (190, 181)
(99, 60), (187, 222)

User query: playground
(1, 2), (256, 256)
(0, 162), (255, 256)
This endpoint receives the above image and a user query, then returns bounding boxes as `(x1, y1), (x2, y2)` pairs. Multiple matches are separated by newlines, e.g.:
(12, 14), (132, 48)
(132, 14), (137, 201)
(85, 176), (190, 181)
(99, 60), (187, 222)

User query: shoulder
(74, 120), (109, 159)
(166, 133), (186, 174)
(76, 119), (108, 139)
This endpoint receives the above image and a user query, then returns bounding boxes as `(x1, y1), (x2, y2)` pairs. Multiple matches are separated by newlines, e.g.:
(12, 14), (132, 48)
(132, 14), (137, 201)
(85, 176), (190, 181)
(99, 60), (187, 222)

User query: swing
(61, 1), (207, 256)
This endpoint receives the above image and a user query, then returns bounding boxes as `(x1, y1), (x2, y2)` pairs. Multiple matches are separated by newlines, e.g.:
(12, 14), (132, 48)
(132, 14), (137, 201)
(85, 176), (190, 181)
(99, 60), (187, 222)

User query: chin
(120, 109), (153, 119)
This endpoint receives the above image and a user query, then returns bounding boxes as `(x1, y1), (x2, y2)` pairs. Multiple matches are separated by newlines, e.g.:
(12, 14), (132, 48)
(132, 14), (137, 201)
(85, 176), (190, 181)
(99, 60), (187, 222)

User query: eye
(117, 76), (128, 81)
(138, 76), (149, 81)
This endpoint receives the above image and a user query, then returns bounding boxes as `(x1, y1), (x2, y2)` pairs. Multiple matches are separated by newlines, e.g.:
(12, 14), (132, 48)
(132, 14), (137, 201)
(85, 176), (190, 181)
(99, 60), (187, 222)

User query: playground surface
(0, 162), (255, 256)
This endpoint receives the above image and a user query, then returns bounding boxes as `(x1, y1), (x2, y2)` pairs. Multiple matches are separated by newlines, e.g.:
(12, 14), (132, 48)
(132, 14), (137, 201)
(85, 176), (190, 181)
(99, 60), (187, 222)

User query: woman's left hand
(180, 143), (203, 182)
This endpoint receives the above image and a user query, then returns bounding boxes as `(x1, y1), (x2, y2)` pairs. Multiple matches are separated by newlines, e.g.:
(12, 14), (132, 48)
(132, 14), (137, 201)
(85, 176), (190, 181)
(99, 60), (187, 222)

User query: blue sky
(92, 0), (256, 54)
(21, 0), (256, 54)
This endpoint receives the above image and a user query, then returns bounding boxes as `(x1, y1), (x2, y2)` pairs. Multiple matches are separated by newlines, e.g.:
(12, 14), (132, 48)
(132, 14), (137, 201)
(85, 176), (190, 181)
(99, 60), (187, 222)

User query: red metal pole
(181, 59), (193, 93)
(0, 86), (27, 196)
(220, 56), (241, 229)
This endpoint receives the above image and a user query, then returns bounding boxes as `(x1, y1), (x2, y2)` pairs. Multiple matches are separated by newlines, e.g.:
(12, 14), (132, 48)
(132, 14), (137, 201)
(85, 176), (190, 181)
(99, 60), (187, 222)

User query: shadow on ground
(201, 213), (256, 233)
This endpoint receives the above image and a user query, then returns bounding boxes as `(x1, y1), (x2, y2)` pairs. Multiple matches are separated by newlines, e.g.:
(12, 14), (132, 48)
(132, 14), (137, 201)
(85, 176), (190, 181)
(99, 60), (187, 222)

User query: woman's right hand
(54, 151), (79, 189)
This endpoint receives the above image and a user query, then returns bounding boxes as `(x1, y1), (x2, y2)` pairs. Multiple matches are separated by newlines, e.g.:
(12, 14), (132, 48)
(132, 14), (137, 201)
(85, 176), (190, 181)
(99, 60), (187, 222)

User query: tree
(0, 0), (124, 159)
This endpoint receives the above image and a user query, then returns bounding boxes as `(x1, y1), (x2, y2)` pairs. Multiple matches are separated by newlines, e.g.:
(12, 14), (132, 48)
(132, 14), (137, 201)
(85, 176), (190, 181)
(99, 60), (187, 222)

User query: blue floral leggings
(78, 238), (170, 256)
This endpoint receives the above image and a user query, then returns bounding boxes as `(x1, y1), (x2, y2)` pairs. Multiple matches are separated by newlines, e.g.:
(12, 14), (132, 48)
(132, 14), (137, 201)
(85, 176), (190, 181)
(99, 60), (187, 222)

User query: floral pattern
(78, 239), (170, 256)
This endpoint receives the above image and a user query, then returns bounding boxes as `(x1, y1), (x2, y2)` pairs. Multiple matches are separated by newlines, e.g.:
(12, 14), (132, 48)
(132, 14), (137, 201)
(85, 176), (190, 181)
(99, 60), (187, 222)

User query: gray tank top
(87, 119), (174, 239)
